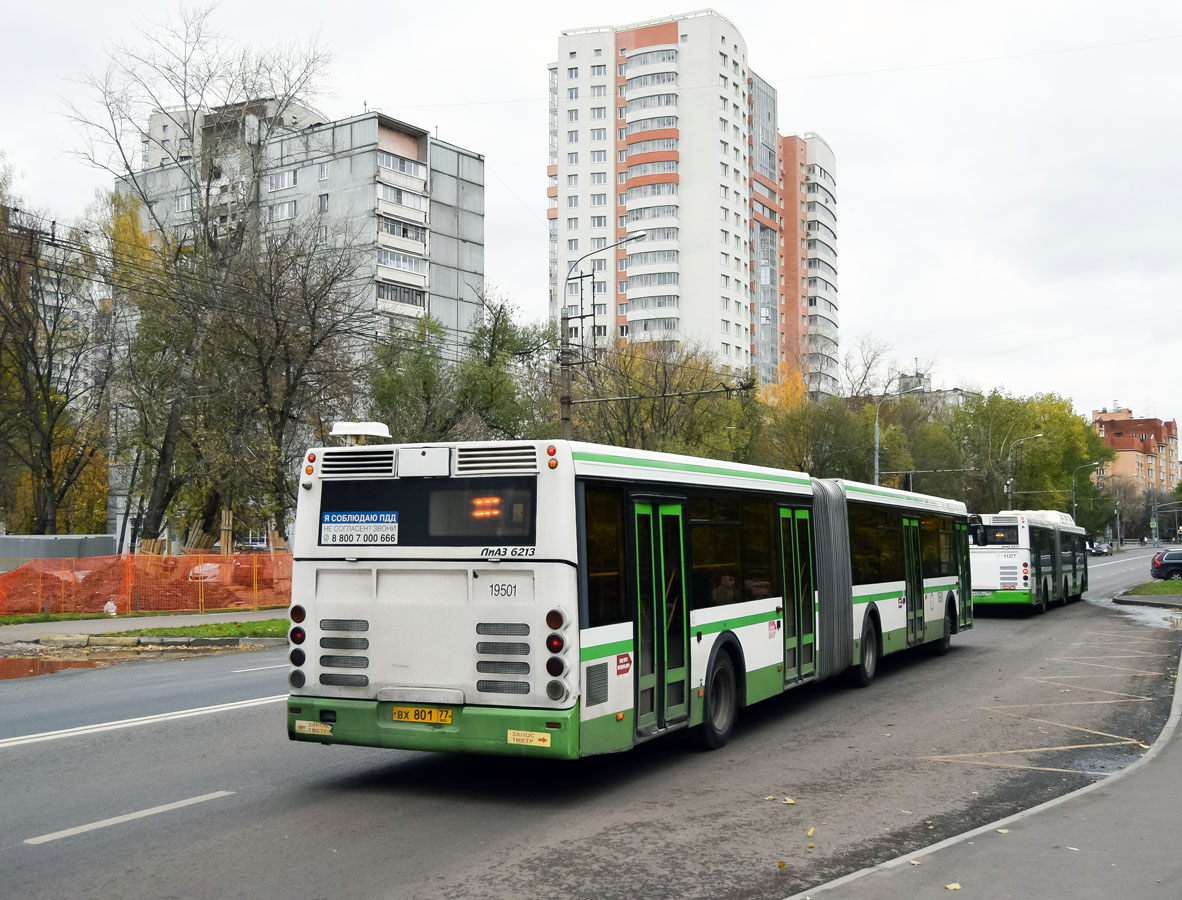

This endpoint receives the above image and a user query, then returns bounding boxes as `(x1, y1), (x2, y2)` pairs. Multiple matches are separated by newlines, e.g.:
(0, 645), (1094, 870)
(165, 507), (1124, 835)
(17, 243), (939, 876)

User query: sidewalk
(0, 608), (284, 645)
(789, 646), (1182, 899)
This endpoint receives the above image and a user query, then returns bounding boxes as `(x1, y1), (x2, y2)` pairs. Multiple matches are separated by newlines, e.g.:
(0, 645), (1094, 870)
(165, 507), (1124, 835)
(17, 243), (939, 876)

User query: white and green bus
(286, 438), (973, 759)
(969, 510), (1087, 611)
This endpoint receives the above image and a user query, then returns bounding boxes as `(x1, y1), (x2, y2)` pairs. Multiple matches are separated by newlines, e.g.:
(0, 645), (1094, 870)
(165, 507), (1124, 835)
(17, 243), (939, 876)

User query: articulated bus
(286, 438), (973, 759)
(969, 510), (1087, 611)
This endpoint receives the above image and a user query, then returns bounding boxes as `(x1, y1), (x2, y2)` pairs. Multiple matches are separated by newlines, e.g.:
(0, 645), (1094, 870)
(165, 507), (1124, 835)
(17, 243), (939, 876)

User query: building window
(568, 130), (579, 143)
(568, 87), (578, 100)
(376, 282), (425, 307)
(591, 64), (606, 76)
(591, 84), (606, 97)
(591, 237), (607, 249)
(568, 174), (579, 186)
(590, 128), (607, 141)
(568, 152), (579, 164)
(592, 106), (606, 119)
(319, 162), (329, 181)
(318, 225), (328, 241)
(268, 170), (298, 191)
(568, 109), (579, 122)
(590, 215), (607, 228)
(568, 67), (578, 79)
(568, 196), (579, 208)
(568, 239), (579, 251)
(567, 217), (579, 229)
(377, 184), (426, 210)
(591, 193), (607, 206)
(379, 216), (426, 242)
(269, 200), (297, 222)
(591, 150), (607, 163)
(174, 194), (193, 213)
(377, 151), (426, 178)
(318, 193), (329, 213)
(378, 248), (428, 275)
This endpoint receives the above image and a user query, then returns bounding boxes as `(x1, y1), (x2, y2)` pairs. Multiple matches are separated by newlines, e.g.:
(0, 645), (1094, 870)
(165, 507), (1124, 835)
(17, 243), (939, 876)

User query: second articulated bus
(969, 510), (1087, 611)
(287, 438), (973, 759)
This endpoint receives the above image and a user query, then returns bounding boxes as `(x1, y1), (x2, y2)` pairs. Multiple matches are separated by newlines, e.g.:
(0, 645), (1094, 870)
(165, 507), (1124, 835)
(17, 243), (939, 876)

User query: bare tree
(0, 206), (118, 533)
(66, 2), (330, 541)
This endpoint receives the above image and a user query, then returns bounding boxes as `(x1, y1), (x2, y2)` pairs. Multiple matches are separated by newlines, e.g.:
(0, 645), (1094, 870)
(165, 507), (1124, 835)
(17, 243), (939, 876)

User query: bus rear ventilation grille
(992, 517), (1019, 525)
(320, 636), (369, 650)
(476, 622), (530, 636)
(585, 662), (609, 707)
(321, 618), (369, 632)
(320, 449), (395, 476)
(476, 680), (530, 694)
(319, 655), (369, 669)
(320, 673), (369, 687)
(477, 660), (530, 675)
(476, 641), (530, 656)
(455, 445), (538, 473)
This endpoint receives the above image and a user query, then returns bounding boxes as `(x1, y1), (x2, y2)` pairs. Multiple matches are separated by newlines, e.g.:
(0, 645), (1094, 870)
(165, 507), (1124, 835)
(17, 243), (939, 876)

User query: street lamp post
(560, 231), (647, 439)
(1071, 461), (1100, 523)
(1003, 433), (1044, 507)
(873, 387), (923, 486)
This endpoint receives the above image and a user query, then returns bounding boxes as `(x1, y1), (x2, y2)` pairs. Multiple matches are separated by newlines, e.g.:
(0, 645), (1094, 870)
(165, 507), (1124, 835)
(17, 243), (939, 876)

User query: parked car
(1091, 539), (1111, 557)
(1150, 550), (1182, 580)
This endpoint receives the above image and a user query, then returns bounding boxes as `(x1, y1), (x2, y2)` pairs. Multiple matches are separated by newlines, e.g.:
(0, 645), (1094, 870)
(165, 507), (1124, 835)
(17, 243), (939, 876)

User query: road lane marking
(232, 664), (287, 673)
(24, 791), (234, 844)
(0, 695), (286, 749)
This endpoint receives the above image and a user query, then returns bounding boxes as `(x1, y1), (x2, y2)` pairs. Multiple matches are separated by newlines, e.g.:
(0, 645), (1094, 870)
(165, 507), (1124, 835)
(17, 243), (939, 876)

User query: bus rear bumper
(973, 589), (1034, 605)
(287, 696), (580, 759)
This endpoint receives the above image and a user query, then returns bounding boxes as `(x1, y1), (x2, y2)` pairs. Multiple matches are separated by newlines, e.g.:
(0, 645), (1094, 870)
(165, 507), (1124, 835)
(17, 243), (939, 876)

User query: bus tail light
(289, 670), (306, 688)
(546, 680), (568, 701)
(546, 656), (566, 677)
(545, 633), (565, 654)
(290, 626), (306, 645)
(290, 605), (306, 623)
(290, 648), (306, 667)
(546, 608), (565, 630)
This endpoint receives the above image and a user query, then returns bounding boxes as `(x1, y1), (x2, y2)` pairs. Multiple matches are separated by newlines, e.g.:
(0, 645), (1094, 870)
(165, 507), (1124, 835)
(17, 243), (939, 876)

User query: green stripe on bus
(854, 590), (899, 604)
(571, 451), (810, 487)
(580, 639), (633, 662)
(924, 583), (957, 593)
(844, 483), (962, 510)
(695, 609), (780, 635)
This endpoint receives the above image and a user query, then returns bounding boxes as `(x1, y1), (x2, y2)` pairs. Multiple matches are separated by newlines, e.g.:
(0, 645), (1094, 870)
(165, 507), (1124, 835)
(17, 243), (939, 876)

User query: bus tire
(1035, 584), (1048, 615)
(698, 650), (738, 750)
(932, 601), (954, 656)
(850, 617), (879, 687)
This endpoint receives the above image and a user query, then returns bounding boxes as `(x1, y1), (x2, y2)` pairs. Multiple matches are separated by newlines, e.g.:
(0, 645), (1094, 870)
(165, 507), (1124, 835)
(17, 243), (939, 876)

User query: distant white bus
(286, 439), (973, 759)
(969, 510), (1087, 611)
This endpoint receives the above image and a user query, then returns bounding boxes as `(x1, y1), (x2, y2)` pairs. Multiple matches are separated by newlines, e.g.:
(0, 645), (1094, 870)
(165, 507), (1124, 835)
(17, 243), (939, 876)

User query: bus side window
(585, 486), (628, 627)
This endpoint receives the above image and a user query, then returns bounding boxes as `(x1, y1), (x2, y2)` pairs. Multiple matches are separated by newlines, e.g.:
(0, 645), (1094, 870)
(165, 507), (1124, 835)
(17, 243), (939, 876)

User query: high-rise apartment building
(133, 106), (485, 344)
(547, 10), (837, 390)
(1092, 407), (1180, 494)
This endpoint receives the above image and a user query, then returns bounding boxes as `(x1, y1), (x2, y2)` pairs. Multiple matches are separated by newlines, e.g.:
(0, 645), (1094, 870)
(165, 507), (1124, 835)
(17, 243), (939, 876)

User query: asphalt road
(0, 547), (1176, 900)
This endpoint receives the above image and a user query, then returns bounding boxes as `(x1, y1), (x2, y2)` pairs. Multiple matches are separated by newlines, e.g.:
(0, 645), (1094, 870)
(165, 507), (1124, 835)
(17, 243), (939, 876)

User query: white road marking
(1089, 556), (1151, 569)
(232, 663), (287, 673)
(0, 695), (286, 749)
(25, 791), (234, 844)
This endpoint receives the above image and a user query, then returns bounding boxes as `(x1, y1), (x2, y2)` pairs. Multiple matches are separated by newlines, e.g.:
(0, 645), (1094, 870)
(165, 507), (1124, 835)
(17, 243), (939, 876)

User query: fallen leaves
(946, 883), (962, 891)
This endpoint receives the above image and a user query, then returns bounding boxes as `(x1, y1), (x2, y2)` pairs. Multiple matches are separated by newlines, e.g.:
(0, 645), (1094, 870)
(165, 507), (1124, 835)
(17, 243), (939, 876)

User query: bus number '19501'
(489, 583), (517, 598)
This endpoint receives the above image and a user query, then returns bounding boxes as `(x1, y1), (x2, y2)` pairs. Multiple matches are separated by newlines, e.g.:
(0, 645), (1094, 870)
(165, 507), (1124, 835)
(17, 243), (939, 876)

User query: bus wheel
(698, 651), (738, 750)
(932, 603), (954, 656)
(1036, 585), (1048, 615)
(851, 618), (879, 687)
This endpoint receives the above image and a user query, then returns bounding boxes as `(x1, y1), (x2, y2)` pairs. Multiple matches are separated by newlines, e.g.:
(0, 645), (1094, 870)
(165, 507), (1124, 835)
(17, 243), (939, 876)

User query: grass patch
(0, 607), (285, 627)
(1125, 581), (1182, 596)
(97, 619), (288, 639)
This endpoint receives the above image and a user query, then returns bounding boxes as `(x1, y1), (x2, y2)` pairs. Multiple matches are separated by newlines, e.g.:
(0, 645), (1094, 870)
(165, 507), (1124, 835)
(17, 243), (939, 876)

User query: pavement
(790, 641), (1182, 900)
(0, 608), (284, 646)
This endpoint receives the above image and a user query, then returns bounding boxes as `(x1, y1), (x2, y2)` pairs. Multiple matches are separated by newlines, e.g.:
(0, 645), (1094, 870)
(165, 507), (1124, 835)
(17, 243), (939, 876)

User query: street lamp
(559, 231), (647, 439)
(1003, 433), (1043, 507)
(873, 387), (924, 486)
(1071, 461), (1099, 523)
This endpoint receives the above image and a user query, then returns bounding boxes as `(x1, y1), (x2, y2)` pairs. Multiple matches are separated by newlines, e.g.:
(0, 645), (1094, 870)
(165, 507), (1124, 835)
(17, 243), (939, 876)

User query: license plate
(392, 705), (453, 725)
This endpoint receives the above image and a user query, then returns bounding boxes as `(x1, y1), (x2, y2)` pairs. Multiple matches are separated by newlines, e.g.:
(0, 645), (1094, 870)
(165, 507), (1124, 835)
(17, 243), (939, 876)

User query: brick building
(1092, 407), (1180, 494)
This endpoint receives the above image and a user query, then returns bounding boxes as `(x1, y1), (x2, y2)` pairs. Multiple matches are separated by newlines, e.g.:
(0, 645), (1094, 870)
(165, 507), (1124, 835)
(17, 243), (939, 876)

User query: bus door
(903, 517), (925, 645)
(632, 502), (689, 736)
(956, 522), (973, 627)
(778, 507), (816, 683)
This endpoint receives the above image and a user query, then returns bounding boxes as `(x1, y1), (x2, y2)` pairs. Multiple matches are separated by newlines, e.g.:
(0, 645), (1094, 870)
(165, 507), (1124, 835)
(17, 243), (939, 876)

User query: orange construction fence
(0, 554), (292, 616)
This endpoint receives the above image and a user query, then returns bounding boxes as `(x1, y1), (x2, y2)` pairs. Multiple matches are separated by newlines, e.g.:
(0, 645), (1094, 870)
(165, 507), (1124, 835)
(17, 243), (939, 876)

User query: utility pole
(559, 311), (572, 440)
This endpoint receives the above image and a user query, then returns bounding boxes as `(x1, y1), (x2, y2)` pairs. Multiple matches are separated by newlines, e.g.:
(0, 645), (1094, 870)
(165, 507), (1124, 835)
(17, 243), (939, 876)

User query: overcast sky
(4, 0), (1179, 421)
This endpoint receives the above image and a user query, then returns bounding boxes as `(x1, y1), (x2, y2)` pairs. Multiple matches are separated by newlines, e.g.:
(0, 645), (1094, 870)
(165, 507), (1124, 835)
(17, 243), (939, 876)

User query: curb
(32, 634), (288, 649)
(1113, 593), (1182, 610)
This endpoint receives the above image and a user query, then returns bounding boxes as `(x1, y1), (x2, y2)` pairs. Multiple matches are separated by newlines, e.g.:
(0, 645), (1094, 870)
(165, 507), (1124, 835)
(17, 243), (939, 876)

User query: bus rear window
(983, 526), (1018, 545)
(319, 477), (536, 546)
